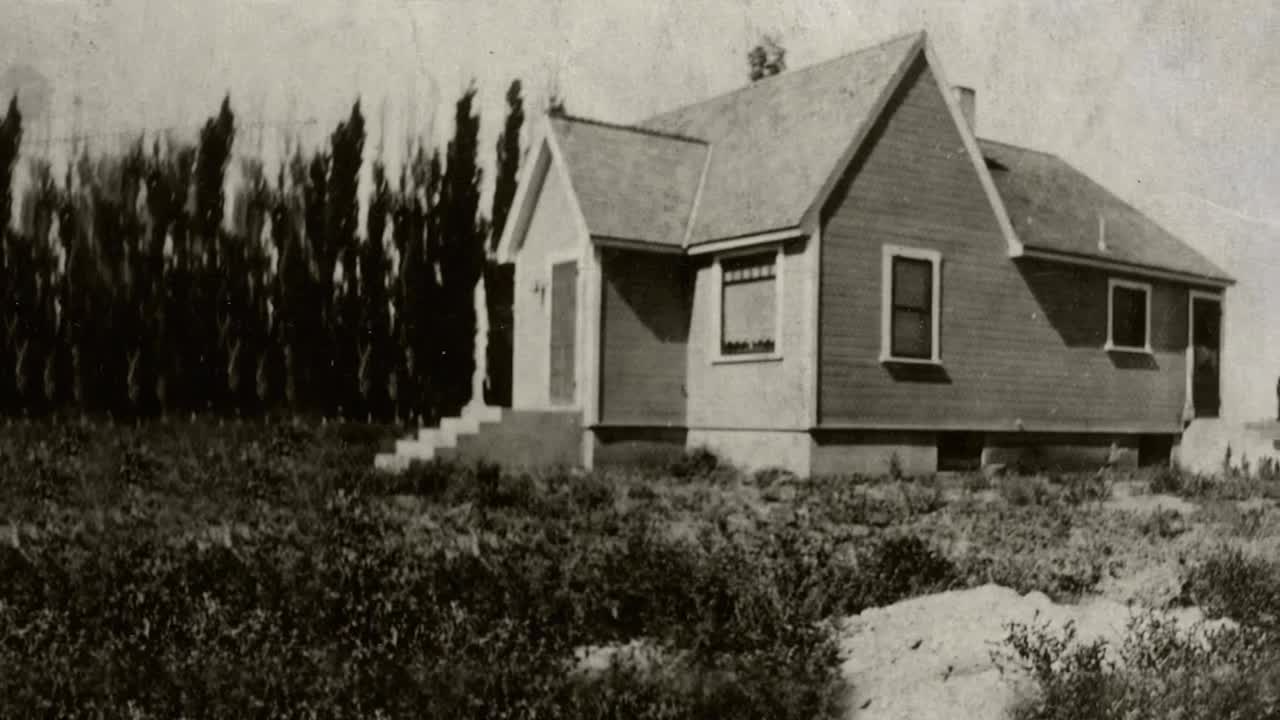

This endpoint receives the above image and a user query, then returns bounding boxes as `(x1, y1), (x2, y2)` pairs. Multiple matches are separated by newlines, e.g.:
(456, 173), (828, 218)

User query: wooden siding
(818, 58), (1190, 432)
(598, 249), (689, 425)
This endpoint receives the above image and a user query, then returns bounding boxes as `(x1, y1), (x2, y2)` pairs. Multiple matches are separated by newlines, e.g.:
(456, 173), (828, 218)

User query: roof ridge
(552, 113), (709, 145)
(642, 30), (925, 126)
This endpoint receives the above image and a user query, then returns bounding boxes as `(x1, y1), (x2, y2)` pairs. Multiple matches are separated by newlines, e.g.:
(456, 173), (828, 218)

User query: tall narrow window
(881, 246), (942, 363)
(1107, 279), (1151, 351)
(720, 251), (778, 357)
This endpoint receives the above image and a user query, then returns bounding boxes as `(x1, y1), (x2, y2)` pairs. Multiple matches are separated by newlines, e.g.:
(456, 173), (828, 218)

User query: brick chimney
(952, 86), (976, 131)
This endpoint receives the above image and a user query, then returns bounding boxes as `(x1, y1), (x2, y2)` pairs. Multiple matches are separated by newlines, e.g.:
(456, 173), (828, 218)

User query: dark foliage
(0, 421), (850, 719)
(0, 81), (518, 423)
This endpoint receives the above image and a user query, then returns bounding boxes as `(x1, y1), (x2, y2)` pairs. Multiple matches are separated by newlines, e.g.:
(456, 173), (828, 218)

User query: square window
(720, 251), (777, 356)
(1107, 280), (1151, 351)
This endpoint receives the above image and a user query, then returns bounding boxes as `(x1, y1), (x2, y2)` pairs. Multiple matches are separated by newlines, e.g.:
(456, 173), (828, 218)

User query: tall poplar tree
(437, 86), (484, 416)
(328, 100), (365, 417)
(484, 79), (523, 407)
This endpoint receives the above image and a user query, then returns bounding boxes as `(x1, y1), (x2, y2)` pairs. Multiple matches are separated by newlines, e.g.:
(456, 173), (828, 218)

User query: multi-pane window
(720, 251), (777, 356)
(890, 257), (934, 359)
(881, 246), (941, 362)
(1108, 279), (1150, 351)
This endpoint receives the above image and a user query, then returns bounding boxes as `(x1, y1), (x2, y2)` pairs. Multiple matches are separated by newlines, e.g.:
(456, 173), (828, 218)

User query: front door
(549, 260), (578, 405)
(1190, 295), (1221, 418)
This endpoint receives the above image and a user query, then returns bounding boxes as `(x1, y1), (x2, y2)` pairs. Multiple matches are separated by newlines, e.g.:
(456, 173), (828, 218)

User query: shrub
(997, 475), (1056, 507)
(1000, 612), (1280, 720)
(668, 446), (722, 482)
(1147, 463), (1187, 495)
(859, 534), (958, 606)
(0, 421), (854, 718)
(1138, 506), (1189, 539)
(1180, 546), (1280, 631)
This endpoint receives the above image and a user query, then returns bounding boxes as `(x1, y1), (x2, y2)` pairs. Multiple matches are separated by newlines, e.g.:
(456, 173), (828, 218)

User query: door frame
(1186, 289), (1223, 419)
(546, 250), (581, 407)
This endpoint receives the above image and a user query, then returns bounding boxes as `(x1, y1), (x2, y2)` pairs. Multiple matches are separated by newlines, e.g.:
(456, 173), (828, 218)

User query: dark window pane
(893, 258), (931, 309)
(1112, 286), (1147, 348)
(723, 252), (776, 283)
(891, 308), (931, 358)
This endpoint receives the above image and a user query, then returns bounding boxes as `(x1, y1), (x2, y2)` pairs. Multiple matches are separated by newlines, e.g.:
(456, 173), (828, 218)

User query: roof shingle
(641, 32), (924, 244)
(549, 115), (707, 248)
(979, 139), (1231, 283)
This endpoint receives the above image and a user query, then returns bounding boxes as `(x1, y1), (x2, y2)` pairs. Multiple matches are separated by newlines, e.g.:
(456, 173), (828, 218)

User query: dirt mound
(839, 584), (1214, 719)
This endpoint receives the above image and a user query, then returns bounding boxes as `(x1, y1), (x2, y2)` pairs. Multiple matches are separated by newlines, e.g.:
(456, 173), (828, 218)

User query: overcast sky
(1, 0), (1277, 248)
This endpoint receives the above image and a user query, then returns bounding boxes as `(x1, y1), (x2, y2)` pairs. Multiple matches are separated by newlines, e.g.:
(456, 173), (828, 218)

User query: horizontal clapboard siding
(599, 249), (689, 425)
(818, 57), (1189, 431)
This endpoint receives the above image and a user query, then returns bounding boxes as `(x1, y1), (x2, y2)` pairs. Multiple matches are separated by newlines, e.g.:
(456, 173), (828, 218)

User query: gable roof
(980, 139), (1233, 284)
(641, 31), (925, 244)
(548, 115), (708, 249)
(499, 30), (1230, 287)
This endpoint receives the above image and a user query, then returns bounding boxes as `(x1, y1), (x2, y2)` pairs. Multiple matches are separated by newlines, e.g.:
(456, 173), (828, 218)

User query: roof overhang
(686, 227), (807, 256)
(592, 235), (685, 254)
(1013, 245), (1235, 288)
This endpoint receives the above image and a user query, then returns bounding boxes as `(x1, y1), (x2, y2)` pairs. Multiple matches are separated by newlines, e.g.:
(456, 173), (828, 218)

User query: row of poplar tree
(0, 81), (526, 423)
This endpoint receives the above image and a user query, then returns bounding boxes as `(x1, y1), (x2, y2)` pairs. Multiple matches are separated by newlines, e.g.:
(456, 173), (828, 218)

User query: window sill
(1104, 342), (1153, 354)
(879, 354), (943, 367)
(712, 353), (783, 365)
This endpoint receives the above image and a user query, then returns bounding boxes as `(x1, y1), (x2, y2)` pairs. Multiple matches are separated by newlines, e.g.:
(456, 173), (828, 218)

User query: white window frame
(711, 244), (784, 364)
(880, 245), (943, 364)
(1105, 278), (1153, 353)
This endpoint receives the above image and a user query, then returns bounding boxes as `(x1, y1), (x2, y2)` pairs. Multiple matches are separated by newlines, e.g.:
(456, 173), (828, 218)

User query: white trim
(687, 228), (805, 256)
(495, 123), (551, 263)
(920, 39), (1023, 257)
(1105, 277), (1153, 353)
(880, 244), (943, 364)
(799, 33), (925, 235)
(584, 246), (604, 426)
(545, 248), (582, 407)
(807, 225), (822, 427)
(710, 243), (785, 364)
(592, 236), (685, 254)
(545, 127), (595, 249)
(1185, 289), (1223, 420)
(798, 33), (1022, 258)
(1016, 247), (1233, 288)
(682, 143), (714, 247)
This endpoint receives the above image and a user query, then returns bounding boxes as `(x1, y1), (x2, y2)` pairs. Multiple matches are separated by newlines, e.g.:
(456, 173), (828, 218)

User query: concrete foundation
(810, 430), (938, 477)
(591, 426), (688, 469)
(980, 433), (1140, 472)
(686, 429), (813, 476)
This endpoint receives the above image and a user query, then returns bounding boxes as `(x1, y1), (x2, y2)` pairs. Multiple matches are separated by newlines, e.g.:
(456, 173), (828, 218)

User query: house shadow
(883, 362), (952, 384)
(603, 249), (692, 344)
(1014, 258), (1166, 371)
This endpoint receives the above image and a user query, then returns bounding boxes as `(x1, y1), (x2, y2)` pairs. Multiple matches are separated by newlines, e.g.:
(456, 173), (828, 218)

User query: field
(4, 421), (1280, 718)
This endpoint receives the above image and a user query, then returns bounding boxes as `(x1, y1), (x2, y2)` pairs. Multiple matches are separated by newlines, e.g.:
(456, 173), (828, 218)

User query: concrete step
(374, 453), (413, 473)
(374, 408), (583, 474)
(395, 439), (436, 459)
(464, 405), (504, 423)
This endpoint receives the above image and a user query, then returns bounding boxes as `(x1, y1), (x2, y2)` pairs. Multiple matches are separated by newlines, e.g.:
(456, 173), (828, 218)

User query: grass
(4, 420), (1280, 717)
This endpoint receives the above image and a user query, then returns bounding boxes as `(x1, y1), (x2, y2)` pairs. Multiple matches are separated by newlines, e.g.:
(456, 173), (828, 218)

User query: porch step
(374, 407), (583, 473)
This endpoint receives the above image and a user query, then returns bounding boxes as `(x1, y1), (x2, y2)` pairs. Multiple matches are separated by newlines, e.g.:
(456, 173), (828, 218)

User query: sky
(1, 0), (1277, 247)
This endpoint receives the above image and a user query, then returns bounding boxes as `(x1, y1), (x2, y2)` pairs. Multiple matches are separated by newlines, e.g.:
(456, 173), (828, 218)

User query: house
(378, 30), (1234, 476)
